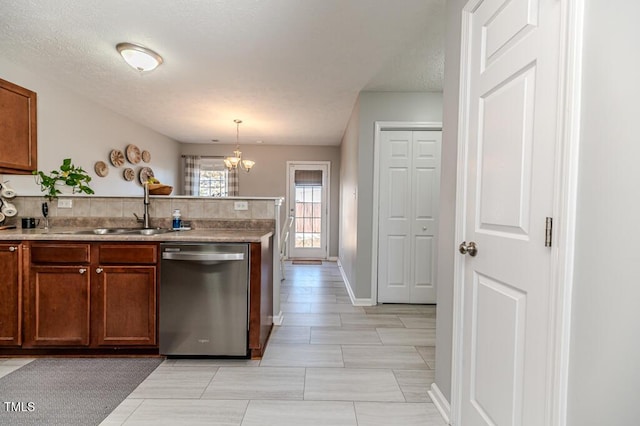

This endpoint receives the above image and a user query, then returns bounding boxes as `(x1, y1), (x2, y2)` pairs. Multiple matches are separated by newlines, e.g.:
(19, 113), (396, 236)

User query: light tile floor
(4, 261), (445, 425)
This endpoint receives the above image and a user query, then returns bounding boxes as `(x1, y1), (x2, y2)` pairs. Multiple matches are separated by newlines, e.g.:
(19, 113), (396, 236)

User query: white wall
(434, 0), (466, 403)
(0, 58), (180, 197)
(339, 98), (360, 288)
(339, 91), (443, 300)
(567, 2), (640, 424)
(180, 143), (341, 258)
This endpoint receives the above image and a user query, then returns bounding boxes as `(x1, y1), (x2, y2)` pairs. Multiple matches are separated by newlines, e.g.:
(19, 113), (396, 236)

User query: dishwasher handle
(162, 251), (245, 261)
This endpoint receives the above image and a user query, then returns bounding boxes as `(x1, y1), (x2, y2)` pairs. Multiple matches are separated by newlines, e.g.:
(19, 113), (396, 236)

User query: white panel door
(378, 130), (441, 303)
(457, 0), (561, 425)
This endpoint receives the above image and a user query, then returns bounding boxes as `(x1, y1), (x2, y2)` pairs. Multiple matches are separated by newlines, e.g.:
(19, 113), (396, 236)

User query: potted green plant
(33, 158), (94, 200)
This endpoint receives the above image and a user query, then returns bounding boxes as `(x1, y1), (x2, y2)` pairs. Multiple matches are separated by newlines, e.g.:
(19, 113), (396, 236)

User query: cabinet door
(93, 266), (157, 346)
(0, 244), (21, 346)
(24, 266), (91, 347)
(0, 78), (37, 174)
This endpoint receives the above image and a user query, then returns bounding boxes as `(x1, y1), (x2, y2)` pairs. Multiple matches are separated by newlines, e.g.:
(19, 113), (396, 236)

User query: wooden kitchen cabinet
(24, 266), (91, 347)
(0, 243), (22, 346)
(23, 243), (91, 347)
(92, 244), (157, 346)
(249, 235), (274, 358)
(22, 242), (158, 350)
(0, 78), (37, 174)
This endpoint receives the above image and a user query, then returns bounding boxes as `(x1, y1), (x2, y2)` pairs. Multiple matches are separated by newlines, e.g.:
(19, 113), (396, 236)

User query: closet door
(378, 130), (441, 303)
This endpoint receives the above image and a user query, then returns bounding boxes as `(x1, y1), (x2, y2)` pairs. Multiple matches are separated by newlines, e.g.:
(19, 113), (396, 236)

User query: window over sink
(183, 156), (238, 197)
(199, 158), (228, 197)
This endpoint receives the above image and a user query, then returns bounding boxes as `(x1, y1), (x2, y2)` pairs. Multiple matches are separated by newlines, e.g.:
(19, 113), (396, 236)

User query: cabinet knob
(96, 268), (103, 274)
(79, 268), (87, 274)
(9, 246), (17, 252)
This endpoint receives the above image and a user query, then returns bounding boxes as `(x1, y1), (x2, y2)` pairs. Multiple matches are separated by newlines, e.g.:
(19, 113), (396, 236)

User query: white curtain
(183, 155), (201, 196)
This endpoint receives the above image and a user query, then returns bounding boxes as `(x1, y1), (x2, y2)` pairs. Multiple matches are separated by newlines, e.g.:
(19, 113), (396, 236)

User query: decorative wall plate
(123, 168), (135, 181)
(126, 144), (141, 164)
(142, 150), (151, 163)
(109, 149), (125, 167)
(139, 166), (154, 184)
(94, 161), (109, 177)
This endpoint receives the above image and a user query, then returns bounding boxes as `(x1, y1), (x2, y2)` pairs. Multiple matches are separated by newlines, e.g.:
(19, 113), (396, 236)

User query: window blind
(294, 170), (323, 186)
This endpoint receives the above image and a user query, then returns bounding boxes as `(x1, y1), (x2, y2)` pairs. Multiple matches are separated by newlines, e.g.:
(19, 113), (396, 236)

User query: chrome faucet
(134, 183), (152, 229)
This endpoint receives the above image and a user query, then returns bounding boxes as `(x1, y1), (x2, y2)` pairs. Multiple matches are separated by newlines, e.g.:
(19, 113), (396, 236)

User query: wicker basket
(148, 184), (173, 195)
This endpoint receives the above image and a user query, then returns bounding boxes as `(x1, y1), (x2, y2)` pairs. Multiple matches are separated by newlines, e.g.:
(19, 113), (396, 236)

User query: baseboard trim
(428, 383), (451, 425)
(337, 259), (375, 306)
(327, 256), (338, 261)
(272, 311), (284, 326)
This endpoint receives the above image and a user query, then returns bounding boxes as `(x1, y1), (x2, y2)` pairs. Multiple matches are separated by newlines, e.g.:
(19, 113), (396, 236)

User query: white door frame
(285, 160), (331, 260)
(449, 1), (584, 424)
(371, 121), (443, 305)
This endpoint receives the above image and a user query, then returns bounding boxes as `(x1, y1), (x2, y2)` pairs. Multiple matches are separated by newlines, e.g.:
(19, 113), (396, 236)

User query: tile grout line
(197, 366), (220, 399)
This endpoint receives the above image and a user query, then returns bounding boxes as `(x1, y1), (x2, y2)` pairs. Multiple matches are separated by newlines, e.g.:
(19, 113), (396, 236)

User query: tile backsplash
(7, 196), (280, 226)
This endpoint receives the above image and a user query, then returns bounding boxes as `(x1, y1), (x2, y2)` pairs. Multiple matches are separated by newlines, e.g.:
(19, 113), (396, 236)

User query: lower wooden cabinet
(24, 266), (91, 347)
(93, 266), (156, 346)
(0, 243), (22, 346)
(22, 242), (158, 351)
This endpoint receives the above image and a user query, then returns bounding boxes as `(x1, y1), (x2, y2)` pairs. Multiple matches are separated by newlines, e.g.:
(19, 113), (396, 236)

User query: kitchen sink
(92, 228), (139, 234)
(137, 228), (174, 235)
(54, 227), (177, 235)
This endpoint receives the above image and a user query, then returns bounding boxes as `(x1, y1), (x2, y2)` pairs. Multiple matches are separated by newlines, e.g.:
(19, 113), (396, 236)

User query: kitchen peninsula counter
(0, 227), (272, 242)
(0, 225), (274, 359)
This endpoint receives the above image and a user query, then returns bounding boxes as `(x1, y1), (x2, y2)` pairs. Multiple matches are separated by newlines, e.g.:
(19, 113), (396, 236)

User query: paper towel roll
(1, 201), (17, 217)
(0, 212), (5, 223)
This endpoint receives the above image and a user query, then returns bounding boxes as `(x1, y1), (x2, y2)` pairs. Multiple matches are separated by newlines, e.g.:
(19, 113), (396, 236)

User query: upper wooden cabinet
(0, 78), (37, 174)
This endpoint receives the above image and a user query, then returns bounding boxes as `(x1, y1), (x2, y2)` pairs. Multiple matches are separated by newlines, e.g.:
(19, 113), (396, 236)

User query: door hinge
(545, 217), (553, 247)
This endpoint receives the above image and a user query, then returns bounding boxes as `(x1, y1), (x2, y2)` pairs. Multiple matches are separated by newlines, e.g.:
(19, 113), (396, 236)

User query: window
(293, 170), (324, 249)
(294, 185), (322, 248)
(198, 158), (228, 197)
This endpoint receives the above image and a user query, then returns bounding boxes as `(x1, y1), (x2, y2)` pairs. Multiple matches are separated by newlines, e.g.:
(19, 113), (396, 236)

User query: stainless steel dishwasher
(159, 243), (249, 357)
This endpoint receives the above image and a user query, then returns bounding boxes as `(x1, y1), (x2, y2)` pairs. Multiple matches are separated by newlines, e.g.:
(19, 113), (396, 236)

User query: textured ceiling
(0, 0), (445, 146)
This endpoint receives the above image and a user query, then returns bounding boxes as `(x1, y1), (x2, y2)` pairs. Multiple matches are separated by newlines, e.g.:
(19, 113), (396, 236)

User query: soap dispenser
(172, 209), (182, 230)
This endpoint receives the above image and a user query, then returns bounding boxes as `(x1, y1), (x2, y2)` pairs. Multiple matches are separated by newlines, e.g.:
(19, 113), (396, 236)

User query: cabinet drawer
(99, 244), (158, 264)
(31, 243), (90, 264)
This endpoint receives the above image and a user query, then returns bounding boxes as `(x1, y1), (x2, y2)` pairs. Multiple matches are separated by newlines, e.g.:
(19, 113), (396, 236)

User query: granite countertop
(0, 227), (272, 243)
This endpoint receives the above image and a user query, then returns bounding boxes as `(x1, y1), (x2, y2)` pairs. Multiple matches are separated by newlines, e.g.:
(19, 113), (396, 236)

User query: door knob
(458, 241), (478, 257)
(96, 268), (103, 274)
(79, 268), (87, 274)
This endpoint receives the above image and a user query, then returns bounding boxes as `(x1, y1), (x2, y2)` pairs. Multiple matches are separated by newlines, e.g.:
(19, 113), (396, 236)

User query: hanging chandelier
(224, 119), (255, 172)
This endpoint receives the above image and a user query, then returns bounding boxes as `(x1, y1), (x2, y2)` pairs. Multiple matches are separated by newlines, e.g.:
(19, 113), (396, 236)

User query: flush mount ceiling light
(224, 120), (255, 173)
(116, 42), (163, 72)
